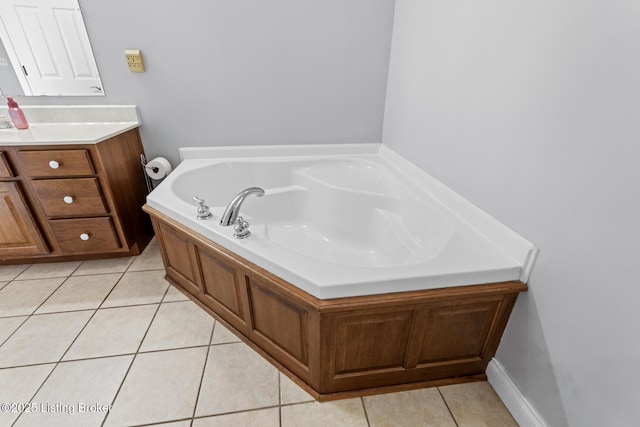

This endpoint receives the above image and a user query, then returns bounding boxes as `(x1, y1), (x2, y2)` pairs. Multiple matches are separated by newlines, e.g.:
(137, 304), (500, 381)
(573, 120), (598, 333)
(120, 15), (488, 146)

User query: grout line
(96, 271), (127, 311)
(128, 417), (193, 427)
(191, 405), (282, 423)
(12, 362), (57, 426)
(209, 340), (243, 347)
(279, 400), (321, 409)
(0, 313), (33, 320)
(361, 396), (371, 427)
(191, 321), (216, 420)
(134, 295), (165, 355)
(438, 387), (460, 427)
(56, 309), (100, 362)
(26, 276), (71, 316)
(0, 264), (30, 282)
(101, 354), (134, 427)
(0, 343), (215, 370)
(0, 316), (29, 348)
(0, 361), (57, 371)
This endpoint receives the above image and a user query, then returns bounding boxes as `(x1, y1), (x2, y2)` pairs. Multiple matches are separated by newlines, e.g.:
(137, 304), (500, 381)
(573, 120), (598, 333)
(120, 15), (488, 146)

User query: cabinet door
(0, 182), (48, 256)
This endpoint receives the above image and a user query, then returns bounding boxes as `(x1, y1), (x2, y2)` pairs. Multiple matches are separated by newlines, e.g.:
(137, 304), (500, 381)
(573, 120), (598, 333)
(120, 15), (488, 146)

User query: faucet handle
(192, 196), (213, 220)
(233, 216), (251, 239)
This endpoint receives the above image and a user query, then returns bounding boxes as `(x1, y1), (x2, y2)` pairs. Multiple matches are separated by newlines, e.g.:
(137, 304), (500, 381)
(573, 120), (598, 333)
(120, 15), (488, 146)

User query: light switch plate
(125, 49), (145, 72)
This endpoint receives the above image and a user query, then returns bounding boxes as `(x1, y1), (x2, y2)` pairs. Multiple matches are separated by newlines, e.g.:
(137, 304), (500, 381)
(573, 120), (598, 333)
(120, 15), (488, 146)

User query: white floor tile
(105, 347), (208, 426)
(127, 244), (165, 271)
(73, 257), (134, 276)
(163, 285), (190, 302)
(363, 388), (457, 426)
(0, 264), (29, 281)
(63, 305), (158, 360)
(15, 356), (133, 427)
(280, 373), (314, 405)
(153, 421), (192, 427)
(16, 262), (82, 280)
(211, 322), (241, 345)
(281, 399), (368, 427)
(0, 278), (64, 317)
(193, 407), (280, 427)
(101, 270), (169, 308)
(0, 316), (28, 344)
(35, 273), (121, 314)
(140, 301), (214, 352)
(196, 342), (279, 416)
(0, 311), (93, 368)
(0, 364), (55, 426)
(439, 381), (518, 426)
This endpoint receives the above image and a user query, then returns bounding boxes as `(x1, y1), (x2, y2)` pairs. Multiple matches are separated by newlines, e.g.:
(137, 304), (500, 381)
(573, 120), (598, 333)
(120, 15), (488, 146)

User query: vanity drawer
(49, 217), (121, 253)
(31, 178), (108, 217)
(18, 150), (94, 177)
(0, 153), (13, 178)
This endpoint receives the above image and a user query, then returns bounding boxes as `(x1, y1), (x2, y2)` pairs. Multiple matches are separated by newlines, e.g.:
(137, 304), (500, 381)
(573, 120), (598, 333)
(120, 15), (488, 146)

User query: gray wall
(383, 0), (640, 426)
(8, 0), (395, 166)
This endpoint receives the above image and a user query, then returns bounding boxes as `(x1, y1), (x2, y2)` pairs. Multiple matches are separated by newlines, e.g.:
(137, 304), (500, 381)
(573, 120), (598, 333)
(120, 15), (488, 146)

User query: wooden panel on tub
(331, 309), (414, 376)
(196, 243), (247, 328)
(405, 298), (501, 369)
(246, 275), (309, 366)
(152, 219), (201, 297)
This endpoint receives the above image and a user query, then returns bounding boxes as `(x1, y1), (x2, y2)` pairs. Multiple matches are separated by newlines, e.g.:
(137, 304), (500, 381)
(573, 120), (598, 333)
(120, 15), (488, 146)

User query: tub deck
(145, 144), (536, 299)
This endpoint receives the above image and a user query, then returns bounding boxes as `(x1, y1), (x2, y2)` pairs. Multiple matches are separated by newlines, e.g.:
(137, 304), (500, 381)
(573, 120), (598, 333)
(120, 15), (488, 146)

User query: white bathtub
(146, 144), (538, 299)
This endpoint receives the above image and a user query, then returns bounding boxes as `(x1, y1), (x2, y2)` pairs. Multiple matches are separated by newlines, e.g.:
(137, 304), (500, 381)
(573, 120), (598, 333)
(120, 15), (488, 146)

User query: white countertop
(0, 105), (140, 146)
(0, 122), (140, 145)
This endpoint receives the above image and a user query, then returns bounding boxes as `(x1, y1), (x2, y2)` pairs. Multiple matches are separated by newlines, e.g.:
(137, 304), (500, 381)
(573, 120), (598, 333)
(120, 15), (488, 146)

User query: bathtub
(145, 144), (537, 299)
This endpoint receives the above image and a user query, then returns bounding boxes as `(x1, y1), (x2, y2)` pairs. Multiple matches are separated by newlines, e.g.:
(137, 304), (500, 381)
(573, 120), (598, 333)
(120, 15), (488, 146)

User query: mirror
(0, 0), (104, 96)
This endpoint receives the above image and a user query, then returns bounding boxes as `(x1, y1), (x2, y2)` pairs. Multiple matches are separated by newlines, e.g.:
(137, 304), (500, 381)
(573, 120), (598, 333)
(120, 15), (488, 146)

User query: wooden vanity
(146, 207), (527, 400)
(0, 107), (153, 264)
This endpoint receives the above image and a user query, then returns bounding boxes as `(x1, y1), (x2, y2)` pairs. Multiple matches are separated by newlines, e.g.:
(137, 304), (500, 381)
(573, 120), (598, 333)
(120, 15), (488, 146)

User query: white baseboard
(487, 358), (548, 427)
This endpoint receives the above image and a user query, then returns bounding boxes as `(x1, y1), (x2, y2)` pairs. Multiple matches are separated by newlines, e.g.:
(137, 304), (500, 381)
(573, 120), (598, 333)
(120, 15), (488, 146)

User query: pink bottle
(7, 97), (29, 130)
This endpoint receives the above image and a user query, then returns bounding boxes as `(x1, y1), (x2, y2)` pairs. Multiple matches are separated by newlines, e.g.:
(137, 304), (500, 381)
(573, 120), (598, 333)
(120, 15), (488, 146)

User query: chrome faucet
(192, 196), (213, 220)
(220, 187), (265, 238)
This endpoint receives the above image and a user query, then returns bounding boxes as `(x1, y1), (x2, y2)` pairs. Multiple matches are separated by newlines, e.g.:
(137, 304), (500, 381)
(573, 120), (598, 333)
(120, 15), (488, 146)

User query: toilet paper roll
(145, 157), (173, 180)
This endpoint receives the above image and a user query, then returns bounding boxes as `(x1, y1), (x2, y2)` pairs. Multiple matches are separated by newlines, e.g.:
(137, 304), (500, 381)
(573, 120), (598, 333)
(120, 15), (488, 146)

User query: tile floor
(0, 240), (518, 427)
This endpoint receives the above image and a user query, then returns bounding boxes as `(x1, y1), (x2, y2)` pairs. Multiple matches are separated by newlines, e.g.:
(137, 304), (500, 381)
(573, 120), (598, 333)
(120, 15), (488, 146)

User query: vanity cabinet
(0, 129), (153, 264)
(147, 207), (527, 400)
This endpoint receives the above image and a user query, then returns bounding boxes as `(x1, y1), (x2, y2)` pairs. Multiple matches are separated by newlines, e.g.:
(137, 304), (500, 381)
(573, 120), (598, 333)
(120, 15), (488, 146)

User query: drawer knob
(49, 160), (60, 169)
(63, 196), (74, 204)
(80, 233), (90, 241)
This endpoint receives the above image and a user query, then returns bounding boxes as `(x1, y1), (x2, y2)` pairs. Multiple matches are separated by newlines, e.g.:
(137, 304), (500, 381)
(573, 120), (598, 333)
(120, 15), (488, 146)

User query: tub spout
(220, 187), (265, 227)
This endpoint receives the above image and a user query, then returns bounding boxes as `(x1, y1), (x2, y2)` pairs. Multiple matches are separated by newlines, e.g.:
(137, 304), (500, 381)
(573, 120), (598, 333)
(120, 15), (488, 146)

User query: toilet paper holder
(140, 154), (173, 193)
(141, 154), (153, 193)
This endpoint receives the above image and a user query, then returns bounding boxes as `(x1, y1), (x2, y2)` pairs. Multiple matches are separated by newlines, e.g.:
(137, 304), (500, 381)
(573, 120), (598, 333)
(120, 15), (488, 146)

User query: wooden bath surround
(144, 207), (527, 400)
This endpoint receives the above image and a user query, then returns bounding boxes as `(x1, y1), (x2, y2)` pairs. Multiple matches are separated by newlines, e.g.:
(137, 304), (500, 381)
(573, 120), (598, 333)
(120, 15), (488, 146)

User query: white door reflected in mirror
(0, 0), (105, 96)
